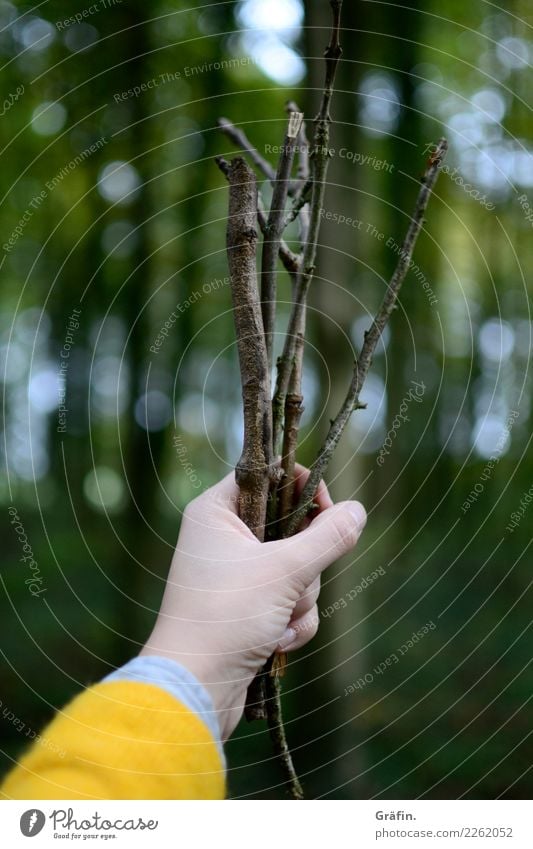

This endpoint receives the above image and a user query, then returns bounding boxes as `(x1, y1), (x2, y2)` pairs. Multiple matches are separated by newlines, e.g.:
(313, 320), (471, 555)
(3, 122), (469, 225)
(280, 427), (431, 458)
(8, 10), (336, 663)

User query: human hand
(140, 466), (366, 740)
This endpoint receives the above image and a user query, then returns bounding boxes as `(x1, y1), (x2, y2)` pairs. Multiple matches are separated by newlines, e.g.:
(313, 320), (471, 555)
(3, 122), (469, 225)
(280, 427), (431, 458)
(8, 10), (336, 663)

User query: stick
(265, 665), (304, 799)
(247, 109), (304, 720)
(215, 151), (298, 722)
(218, 117), (276, 183)
(261, 111), (303, 372)
(283, 137), (448, 537)
(285, 100), (311, 246)
(216, 156), (300, 276)
(272, 0), (343, 453)
(255, 1), (344, 797)
(257, 197), (300, 275)
(218, 116), (302, 198)
(287, 101), (310, 187)
(277, 333), (305, 535)
(226, 156), (275, 539)
(275, 109), (310, 531)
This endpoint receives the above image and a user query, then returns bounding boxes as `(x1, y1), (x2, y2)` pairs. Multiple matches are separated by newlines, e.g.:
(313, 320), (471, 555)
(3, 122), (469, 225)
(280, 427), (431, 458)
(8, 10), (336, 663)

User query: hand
(140, 465), (366, 740)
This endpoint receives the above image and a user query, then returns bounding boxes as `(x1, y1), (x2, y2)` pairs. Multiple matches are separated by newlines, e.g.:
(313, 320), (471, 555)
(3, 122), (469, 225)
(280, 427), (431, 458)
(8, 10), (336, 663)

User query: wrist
(140, 624), (249, 740)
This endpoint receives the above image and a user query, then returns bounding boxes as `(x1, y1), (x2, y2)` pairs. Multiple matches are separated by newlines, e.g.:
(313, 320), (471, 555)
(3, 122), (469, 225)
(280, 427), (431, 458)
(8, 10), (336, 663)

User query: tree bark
(226, 157), (274, 539)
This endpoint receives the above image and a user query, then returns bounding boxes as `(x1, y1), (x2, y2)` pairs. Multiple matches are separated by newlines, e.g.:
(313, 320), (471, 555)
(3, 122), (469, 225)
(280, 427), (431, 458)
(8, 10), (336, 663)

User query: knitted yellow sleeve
(1, 680), (225, 800)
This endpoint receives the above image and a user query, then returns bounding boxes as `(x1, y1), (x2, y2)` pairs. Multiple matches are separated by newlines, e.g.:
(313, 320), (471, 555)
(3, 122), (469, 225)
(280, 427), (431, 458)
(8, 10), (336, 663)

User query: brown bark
(260, 112), (303, 372)
(272, 0), (343, 453)
(226, 157), (275, 540)
(278, 333), (305, 535)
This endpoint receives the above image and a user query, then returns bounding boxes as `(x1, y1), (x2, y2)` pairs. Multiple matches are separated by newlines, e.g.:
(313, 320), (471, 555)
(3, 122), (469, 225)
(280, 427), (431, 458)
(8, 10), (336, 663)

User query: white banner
(0, 800), (531, 848)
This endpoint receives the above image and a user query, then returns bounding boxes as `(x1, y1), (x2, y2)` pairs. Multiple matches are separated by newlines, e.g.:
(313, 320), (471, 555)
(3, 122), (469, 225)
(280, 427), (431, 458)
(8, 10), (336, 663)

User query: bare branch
(277, 332), (305, 536)
(272, 0), (344, 453)
(226, 156), (275, 540)
(265, 667), (304, 799)
(257, 198), (300, 275)
(218, 117), (276, 183)
(216, 156), (300, 276)
(284, 102), (311, 245)
(219, 114), (305, 199)
(258, 4), (344, 795)
(214, 154), (231, 178)
(283, 138), (448, 537)
(261, 111), (303, 371)
(284, 181), (312, 229)
(286, 101), (310, 187)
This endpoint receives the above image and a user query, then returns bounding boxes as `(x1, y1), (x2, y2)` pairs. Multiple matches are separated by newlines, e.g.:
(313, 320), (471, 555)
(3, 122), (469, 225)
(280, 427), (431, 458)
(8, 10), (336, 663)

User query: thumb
(266, 501), (367, 587)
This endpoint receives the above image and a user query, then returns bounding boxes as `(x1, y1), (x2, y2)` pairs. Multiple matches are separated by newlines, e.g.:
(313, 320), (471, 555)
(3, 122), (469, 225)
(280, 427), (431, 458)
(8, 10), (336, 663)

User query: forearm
(1, 657), (226, 800)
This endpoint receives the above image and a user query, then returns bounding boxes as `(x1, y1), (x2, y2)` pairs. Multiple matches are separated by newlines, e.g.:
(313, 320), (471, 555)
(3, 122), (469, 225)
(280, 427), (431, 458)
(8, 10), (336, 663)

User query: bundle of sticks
(215, 0), (447, 800)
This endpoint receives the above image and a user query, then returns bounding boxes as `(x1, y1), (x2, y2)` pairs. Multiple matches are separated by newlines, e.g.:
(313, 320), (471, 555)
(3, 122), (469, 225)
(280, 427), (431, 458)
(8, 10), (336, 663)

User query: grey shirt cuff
(103, 655), (225, 765)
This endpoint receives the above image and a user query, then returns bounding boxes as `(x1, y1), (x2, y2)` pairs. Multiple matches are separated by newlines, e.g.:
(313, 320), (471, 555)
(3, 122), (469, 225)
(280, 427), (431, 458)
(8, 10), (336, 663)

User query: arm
(1, 658), (225, 800)
(2, 467), (366, 799)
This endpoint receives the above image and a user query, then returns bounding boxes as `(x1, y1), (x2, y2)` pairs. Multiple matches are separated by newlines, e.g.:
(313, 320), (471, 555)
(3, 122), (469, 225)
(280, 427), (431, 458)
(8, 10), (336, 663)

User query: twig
(255, 2), (344, 799)
(261, 111), (303, 372)
(287, 101), (310, 187)
(275, 109), (310, 531)
(285, 101), (311, 244)
(219, 115), (303, 199)
(284, 181), (312, 228)
(218, 0), (389, 803)
(257, 199), (300, 275)
(263, 336), (306, 734)
(272, 0), (344, 453)
(216, 157), (300, 276)
(225, 156), (276, 540)
(223, 155), (285, 722)
(277, 333), (305, 535)
(284, 137), (448, 537)
(265, 662), (304, 799)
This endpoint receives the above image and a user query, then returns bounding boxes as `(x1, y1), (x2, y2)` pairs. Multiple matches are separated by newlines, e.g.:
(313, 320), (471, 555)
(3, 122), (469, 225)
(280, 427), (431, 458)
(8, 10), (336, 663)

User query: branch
(285, 100), (311, 244)
(259, 3), (344, 796)
(265, 666), (304, 799)
(216, 157), (300, 276)
(257, 198), (300, 275)
(277, 332), (305, 536)
(261, 111), (303, 372)
(225, 156), (275, 540)
(283, 137), (448, 537)
(272, 0), (344, 453)
(274, 114), (309, 533)
(218, 117), (276, 183)
(286, 101), (310, 186)
(284, 181), (312, 228)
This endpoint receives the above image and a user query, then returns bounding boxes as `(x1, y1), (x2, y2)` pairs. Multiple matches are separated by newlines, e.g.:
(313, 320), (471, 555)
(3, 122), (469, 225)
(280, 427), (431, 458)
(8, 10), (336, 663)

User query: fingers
(188, 469), (356, 569)
(266, 500), (367, 587)
(290, 576), (320, 622)
(194, 464), (331, 526)
(293, 463), (333, 513)
(191, 470), (240, 515)
(277, 604), (320, 653)
(279, 463), (333, 532)
(183, 471), (263, 541)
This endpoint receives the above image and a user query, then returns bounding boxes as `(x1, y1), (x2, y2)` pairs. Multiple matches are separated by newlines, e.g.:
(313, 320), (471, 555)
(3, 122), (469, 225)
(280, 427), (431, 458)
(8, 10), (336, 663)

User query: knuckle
(308, 583), (320, 605)
(183, 499), (198, 520)
(306, 613), (319, 638)
(295, 610), (319, 644)
(329, 512), (358, 552)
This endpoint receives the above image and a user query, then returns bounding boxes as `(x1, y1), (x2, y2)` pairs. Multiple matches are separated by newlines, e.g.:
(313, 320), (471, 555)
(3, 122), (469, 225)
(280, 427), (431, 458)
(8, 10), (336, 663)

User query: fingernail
(347, 502), (367, 531)
(278, 627), (297, 651)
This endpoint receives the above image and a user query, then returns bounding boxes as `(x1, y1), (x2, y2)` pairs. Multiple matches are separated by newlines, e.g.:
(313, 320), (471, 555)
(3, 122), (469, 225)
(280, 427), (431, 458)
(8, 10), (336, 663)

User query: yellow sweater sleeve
(1, 680), (225, 800)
